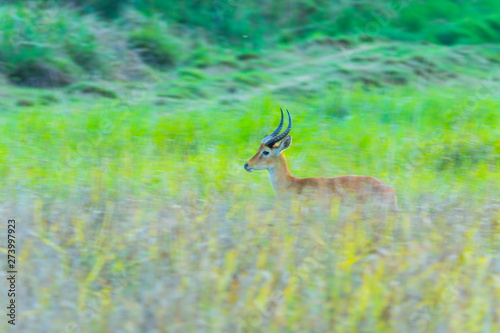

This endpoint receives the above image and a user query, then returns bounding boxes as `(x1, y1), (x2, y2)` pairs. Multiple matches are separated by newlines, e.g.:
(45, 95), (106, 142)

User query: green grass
(0, 5), (186, 86)
(128, 17), (184, 68)
(68, 0), (500, 46)
(0, 84), (499, 332)
(1, 2), (499, 332)
(2, 1), (500, 88)
(67, 82), (119, 99)
(0, 5), (105, 86)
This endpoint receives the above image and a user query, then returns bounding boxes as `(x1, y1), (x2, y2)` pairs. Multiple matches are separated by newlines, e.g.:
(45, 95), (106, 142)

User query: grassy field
(1, 2), (500, 332)
(1, 78), (499, 332)
(2, 0), (500, 88)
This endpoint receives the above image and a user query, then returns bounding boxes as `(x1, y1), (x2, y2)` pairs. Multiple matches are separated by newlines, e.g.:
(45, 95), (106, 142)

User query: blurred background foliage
(1, 0), (500, 87)
(4, 0), (500, 45)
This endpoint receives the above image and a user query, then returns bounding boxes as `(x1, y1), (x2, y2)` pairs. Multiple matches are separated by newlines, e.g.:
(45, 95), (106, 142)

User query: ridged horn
(262, 108), (284, 144)
(263, 109), (292, 147)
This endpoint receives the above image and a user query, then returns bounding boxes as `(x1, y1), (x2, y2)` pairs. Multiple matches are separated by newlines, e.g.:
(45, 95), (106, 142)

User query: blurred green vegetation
(7, 0), (500, 46)
(1, 1), (499, 332)
(1, 84), (499, 332)
(2, 85), (498, 197)
(1, 1), (500, 86)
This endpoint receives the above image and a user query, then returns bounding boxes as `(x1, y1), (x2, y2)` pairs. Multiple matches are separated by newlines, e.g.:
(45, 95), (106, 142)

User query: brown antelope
(244, 109), (398, 214)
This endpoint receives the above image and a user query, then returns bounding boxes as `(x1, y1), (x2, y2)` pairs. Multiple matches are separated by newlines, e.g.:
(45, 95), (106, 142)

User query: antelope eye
(262, 151), (270, 156)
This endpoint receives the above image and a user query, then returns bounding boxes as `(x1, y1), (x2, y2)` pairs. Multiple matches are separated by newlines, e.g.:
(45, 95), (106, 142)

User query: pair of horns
(262, 108), (292, 147)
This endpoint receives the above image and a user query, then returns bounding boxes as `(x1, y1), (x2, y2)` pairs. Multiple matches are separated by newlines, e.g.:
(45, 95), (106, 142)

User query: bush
(67, 81), (118, 98)
(0, 5), (116, 85)
(8, 61), (74, 87)
(128, 18), (184, 68)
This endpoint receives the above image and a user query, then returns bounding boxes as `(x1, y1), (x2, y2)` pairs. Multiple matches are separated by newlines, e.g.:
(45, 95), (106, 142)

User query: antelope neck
(267, 153), (294, 194)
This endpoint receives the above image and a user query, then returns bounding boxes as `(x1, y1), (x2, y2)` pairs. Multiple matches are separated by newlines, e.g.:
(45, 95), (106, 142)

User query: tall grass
(2, 1), (500, 86)
(1, 85), (499, 332)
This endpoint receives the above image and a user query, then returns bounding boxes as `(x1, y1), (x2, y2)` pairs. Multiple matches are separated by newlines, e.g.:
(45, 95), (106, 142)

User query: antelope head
(244, 108), (292, 172)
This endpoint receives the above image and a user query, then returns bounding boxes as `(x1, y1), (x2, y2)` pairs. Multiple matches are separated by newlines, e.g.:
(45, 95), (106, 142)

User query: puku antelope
(244, 109), (398, 213)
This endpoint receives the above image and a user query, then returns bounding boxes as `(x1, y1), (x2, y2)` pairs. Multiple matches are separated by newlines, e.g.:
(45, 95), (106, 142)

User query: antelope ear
(276, 135), (292, 153)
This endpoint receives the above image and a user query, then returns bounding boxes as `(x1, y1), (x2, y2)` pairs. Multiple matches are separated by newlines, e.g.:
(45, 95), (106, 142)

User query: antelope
(244, 109), (398, 214)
